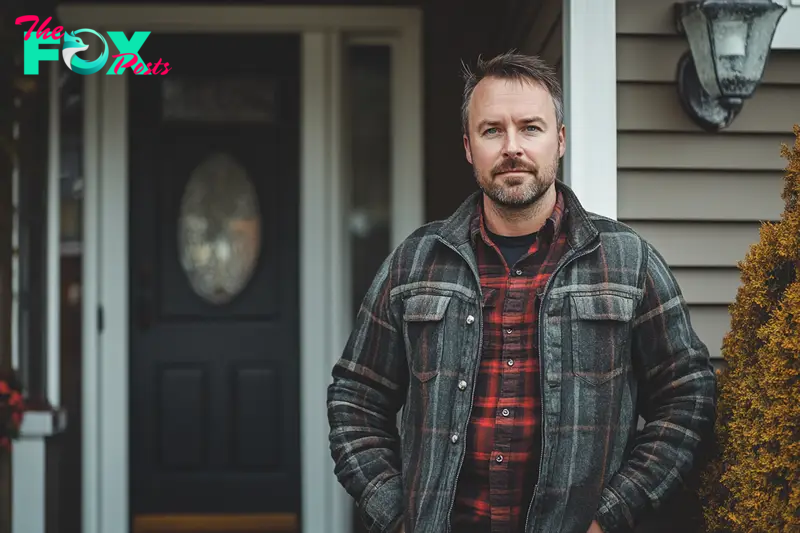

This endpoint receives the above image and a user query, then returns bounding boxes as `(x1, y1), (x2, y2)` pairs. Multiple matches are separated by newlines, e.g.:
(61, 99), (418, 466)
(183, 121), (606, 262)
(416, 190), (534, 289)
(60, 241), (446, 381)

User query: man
(327, 52), (716, 533)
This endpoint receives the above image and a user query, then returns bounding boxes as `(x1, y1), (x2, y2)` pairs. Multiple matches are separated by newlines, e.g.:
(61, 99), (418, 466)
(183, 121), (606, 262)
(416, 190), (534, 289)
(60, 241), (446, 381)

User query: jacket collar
(436, 180), (600, 252)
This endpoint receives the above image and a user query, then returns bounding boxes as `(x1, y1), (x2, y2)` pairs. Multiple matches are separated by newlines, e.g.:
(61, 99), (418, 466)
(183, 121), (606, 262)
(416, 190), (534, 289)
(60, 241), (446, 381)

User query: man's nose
(502, 132), (523, 157)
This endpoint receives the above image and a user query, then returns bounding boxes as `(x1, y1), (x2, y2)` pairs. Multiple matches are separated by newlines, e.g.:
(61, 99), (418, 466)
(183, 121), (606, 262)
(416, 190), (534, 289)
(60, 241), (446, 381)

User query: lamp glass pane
(711, 11), (749, 94)
(740, 8), (786, 90)
(711, 5), (785, 97)
(682, 8), (721, 96)
(714, 19), (748, 56)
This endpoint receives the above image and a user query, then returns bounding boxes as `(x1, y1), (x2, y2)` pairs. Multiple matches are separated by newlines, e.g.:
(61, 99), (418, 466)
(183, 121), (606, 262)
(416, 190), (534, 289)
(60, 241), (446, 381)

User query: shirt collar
(470, 188), (566, 247)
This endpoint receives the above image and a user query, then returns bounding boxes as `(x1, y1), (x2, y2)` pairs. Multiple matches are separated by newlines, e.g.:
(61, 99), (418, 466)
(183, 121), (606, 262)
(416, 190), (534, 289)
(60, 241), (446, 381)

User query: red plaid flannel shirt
(451, 190), (569, 533)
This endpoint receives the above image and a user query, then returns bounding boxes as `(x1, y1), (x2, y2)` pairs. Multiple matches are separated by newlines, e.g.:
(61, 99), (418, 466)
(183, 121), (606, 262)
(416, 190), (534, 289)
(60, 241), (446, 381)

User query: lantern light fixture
(674, 0), (787, 131)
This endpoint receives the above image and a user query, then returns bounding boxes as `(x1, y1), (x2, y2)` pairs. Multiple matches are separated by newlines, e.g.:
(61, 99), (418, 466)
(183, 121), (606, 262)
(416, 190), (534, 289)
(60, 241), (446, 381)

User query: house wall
(615, 0), (800, 359)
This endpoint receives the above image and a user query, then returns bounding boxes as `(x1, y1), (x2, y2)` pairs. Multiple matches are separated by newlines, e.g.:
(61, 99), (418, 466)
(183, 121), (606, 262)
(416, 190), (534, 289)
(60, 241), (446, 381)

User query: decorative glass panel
(162, 78), (278, 123)
(177, 153), (261, 304)
(345, 44), (392, 318)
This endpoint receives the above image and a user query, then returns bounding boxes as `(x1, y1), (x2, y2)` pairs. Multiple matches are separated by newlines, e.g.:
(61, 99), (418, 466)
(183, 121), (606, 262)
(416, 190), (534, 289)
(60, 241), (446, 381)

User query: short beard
(474, 154), (559, 210)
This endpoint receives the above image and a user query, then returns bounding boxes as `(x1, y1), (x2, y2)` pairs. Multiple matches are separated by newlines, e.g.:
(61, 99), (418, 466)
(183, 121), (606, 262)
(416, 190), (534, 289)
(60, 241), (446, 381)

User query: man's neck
(483, 183), (557, 237)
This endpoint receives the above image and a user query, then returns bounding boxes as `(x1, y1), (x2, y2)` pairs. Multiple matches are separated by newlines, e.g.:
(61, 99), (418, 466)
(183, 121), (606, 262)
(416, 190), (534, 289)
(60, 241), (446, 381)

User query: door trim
(562, 0), (617, 219)
(56, 5), (424, 533)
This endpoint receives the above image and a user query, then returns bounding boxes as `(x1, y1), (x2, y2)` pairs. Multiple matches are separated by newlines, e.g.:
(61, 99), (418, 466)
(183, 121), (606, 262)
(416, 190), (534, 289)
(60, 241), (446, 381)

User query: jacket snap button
(450, 433), (459, 444)
(458, 380), (467, 390)
(466, 315), (475, 325)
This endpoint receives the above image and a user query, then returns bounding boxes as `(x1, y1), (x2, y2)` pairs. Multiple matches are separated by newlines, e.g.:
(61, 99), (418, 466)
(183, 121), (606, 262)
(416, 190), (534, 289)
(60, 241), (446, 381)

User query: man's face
(463, 77), (565, 208)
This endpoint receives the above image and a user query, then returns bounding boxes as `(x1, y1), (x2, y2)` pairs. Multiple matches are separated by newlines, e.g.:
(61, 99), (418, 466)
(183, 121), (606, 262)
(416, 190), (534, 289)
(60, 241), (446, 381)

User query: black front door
(128, 33), (301, 526)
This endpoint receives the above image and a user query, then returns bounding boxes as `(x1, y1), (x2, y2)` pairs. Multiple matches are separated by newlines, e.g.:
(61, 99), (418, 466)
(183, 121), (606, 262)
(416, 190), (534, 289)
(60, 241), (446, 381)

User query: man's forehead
(473, 76), (548, 98)
(470, 77), (554, 117)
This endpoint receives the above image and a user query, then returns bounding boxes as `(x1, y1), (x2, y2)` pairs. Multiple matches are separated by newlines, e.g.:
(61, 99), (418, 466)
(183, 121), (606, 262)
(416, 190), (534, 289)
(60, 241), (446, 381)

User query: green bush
(698, 125), (800, 532)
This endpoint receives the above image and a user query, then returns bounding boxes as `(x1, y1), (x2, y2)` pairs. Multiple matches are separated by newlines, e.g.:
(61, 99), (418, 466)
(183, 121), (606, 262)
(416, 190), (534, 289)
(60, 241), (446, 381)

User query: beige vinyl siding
(616, 0), (800, 359)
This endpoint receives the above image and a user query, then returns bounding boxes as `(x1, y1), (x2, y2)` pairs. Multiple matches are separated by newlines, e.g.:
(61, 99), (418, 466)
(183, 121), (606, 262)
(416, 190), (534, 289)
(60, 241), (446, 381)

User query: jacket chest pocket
(569, 292), (634, 386)
(402, 293), (452, 383)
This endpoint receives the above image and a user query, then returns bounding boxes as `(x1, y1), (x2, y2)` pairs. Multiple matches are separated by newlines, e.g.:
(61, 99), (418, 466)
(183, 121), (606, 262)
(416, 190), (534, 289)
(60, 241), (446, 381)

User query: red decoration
(0, 370), (25, 452)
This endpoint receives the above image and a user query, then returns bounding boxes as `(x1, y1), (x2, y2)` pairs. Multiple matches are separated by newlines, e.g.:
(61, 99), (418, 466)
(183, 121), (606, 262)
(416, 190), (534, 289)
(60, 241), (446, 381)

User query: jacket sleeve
(327, 251), (408, 533)
(595, 242), (717, 533)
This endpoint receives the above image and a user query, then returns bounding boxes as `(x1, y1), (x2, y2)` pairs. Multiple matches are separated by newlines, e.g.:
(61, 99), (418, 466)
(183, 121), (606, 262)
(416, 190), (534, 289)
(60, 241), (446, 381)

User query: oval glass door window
(177, 152), (261, 304)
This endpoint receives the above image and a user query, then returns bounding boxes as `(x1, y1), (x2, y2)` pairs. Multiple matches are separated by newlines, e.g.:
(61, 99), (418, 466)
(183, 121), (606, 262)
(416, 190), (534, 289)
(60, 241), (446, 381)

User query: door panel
(128, 33), (300, 519)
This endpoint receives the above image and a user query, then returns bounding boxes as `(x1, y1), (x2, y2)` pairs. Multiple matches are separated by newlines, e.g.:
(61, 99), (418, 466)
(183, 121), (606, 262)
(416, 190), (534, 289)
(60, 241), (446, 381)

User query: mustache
(492, 158), (537, 175)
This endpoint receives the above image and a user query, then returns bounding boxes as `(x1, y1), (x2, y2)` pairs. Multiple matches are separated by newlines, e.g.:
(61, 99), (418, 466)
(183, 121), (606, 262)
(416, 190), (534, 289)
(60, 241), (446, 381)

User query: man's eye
(484, 127), (498, 135)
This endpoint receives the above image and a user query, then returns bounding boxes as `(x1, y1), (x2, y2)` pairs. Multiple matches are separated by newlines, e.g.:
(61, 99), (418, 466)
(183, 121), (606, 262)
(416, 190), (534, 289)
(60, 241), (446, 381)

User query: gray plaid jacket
(327, 181), (717, 533)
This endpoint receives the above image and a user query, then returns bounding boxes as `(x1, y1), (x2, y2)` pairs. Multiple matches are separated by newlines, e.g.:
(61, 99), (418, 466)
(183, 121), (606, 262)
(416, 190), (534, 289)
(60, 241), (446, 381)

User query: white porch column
(12, 58), (68, 533)
(562, 0), (618, 219)
(12, 410), (68, 533)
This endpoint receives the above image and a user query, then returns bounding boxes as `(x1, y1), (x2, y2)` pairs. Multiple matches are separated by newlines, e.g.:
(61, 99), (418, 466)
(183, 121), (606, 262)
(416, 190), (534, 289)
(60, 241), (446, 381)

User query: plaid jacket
(327, 181), (717, 533)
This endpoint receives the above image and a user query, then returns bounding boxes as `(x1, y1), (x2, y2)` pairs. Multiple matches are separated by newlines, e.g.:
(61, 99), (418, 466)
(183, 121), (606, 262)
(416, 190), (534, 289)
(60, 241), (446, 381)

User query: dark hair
(461, 51), (563, 135)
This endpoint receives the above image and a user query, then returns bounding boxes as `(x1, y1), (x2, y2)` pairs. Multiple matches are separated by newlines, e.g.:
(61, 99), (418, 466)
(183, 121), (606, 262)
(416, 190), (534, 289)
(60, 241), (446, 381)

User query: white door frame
(562, 0), (617, 219)
(55, 5), (424, 533)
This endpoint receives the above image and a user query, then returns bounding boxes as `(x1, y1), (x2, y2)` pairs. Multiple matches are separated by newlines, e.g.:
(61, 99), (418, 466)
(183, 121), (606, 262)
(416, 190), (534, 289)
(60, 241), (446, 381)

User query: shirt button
(466, 314), (475, 325)
(495, 455), (504, 463)
(451, 433), (459, 444)
(507, 359), (514, 367)
(506, 328), (513, 334)
(501, 408), (510, 417)
(515, 269), (522, 276)
(458, 380), (467, 391)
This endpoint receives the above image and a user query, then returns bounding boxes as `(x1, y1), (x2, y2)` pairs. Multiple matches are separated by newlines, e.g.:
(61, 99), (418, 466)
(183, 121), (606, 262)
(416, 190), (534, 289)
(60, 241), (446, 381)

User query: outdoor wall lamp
(674, 0), (787, 131)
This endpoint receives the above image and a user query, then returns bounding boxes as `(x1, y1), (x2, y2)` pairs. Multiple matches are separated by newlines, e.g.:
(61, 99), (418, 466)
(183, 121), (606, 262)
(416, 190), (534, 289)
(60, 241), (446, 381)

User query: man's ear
(463, 134), (473, 165)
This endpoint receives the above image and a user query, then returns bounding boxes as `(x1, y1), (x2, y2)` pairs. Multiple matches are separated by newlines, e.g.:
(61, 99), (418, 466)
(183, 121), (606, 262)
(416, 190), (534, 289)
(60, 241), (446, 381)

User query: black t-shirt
(485, 228), (538, 268)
